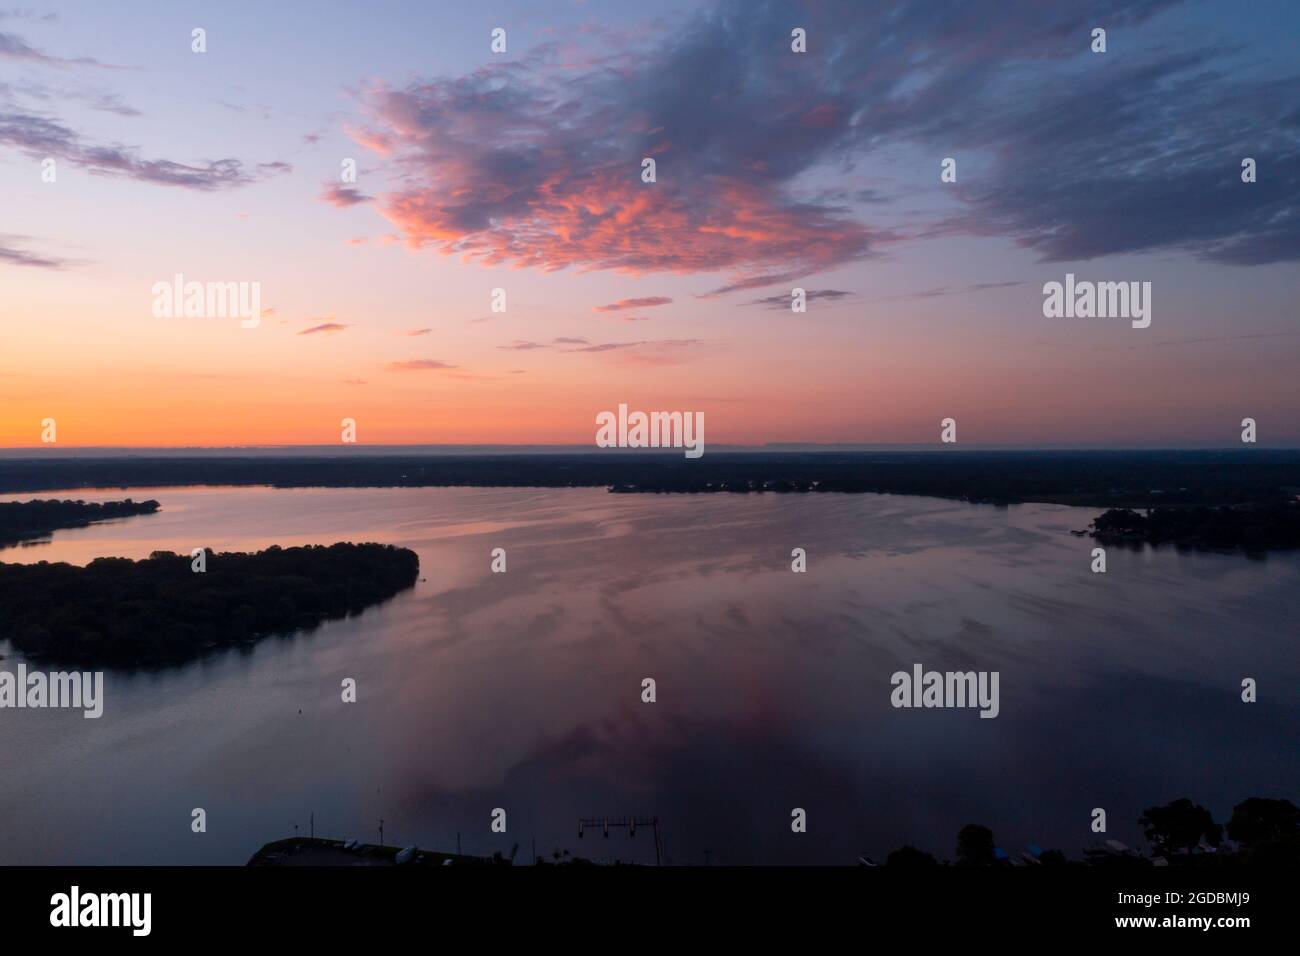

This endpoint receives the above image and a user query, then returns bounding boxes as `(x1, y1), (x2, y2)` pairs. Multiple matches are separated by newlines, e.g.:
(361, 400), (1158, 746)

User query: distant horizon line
(3, 442), (1298, 457)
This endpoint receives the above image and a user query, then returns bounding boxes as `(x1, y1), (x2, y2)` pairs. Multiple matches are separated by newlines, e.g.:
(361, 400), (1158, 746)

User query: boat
(395, 844), (418, 864)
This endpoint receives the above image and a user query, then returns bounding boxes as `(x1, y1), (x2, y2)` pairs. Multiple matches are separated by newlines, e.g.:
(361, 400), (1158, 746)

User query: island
(0, 542), (420, 667)
(0, 498), (160, 548)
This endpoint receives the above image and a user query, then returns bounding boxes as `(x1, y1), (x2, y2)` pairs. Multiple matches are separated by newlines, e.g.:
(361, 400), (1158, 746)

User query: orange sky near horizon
(3, 1), (1298, 450)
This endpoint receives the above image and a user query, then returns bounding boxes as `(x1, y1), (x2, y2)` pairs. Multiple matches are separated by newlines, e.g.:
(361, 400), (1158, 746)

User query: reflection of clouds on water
(0, 486), (1296, 864)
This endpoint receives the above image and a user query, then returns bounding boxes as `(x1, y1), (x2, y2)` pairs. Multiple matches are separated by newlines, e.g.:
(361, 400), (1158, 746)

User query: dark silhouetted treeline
(0, 543), (419, 668)
(1, 450), (1298, 508)
(877, 796), (1299, 867)
(0, 498), (159, 547)
(1091, 500), (1300, 551)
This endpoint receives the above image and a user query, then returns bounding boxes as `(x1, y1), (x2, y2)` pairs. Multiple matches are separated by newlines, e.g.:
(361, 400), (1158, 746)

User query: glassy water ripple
(0, 486), (1296, 865)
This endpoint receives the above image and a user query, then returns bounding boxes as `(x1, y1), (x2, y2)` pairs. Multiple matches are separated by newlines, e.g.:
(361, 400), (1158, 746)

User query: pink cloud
(593, 296), (672, 312)
(350, 39), (883, 287)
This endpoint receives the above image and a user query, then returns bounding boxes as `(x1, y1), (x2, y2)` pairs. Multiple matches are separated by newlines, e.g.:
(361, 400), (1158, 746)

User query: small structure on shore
(247, 836), (511, 867)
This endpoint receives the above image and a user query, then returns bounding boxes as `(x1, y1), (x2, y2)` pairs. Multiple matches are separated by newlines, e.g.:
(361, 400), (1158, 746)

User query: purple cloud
(347, 0), (1296, 274)
(320, 182), (374, 207)
(299, 322), (348, 335)
(0, 233), (80, 270)
(0, 109), (291, 190)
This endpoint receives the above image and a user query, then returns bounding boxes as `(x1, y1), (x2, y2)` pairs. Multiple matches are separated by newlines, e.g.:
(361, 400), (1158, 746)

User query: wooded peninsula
(0, 543), (420, 668)
(0, 498), (159, 547)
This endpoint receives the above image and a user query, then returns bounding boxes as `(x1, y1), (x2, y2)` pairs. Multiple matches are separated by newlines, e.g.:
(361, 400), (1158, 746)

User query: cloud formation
(750, 289), (854, 309)
(354, 4), (890, 286)
(0, 109), (292, 190)
(872, 282), (1025, 303)
(0, 30), (116, 68)
(299, 322), (348, 335)
(928, 49), (1300, 265)
(593, 296), (673, 312)
(0, 233), (79, 270)
(320, 182), (373, 207)
(387, 359), (458, 371)
(350, 0), (1297, 280)
(558, 338), (706, 366)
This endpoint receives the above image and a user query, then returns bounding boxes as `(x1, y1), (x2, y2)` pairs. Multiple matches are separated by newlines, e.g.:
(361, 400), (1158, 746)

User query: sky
(1, 0), (1297, 448)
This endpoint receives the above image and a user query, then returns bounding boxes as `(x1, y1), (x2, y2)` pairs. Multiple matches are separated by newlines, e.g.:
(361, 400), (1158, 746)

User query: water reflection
(1, 486), (1296, 864)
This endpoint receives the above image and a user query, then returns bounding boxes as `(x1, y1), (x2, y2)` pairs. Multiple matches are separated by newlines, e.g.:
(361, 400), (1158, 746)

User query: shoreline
(1, 449), (1297, 508)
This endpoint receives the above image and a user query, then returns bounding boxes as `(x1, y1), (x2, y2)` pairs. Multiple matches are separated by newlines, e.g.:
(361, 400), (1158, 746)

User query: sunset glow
(2, 0), (1297, 448)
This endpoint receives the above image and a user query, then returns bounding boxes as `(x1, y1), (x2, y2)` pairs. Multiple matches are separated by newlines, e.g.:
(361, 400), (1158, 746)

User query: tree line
(0, 542), (419, 667)
(0, 498), (160, 547)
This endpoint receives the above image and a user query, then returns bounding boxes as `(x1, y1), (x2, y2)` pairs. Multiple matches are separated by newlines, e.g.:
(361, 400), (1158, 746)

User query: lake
(0, 485), (1296, 864)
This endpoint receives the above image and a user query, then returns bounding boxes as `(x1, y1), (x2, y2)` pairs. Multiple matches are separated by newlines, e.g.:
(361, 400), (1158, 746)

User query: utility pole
(379, 819), (384, 846)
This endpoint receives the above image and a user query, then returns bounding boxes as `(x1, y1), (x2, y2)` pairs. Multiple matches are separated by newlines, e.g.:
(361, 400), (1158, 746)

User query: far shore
(2, 448), (1297, 507)
(2, 450), (1298, 554)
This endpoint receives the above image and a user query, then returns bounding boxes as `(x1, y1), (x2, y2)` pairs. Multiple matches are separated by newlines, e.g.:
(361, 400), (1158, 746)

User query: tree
(1226, 798), (1300, 845)
(1138, 799), (1221, 855)
(885, 845), (939, 868)
(956, 824), (996, 866)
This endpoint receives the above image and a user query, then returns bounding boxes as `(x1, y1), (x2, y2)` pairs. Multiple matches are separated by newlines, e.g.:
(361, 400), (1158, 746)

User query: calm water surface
(1, 486), (1296, 864)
